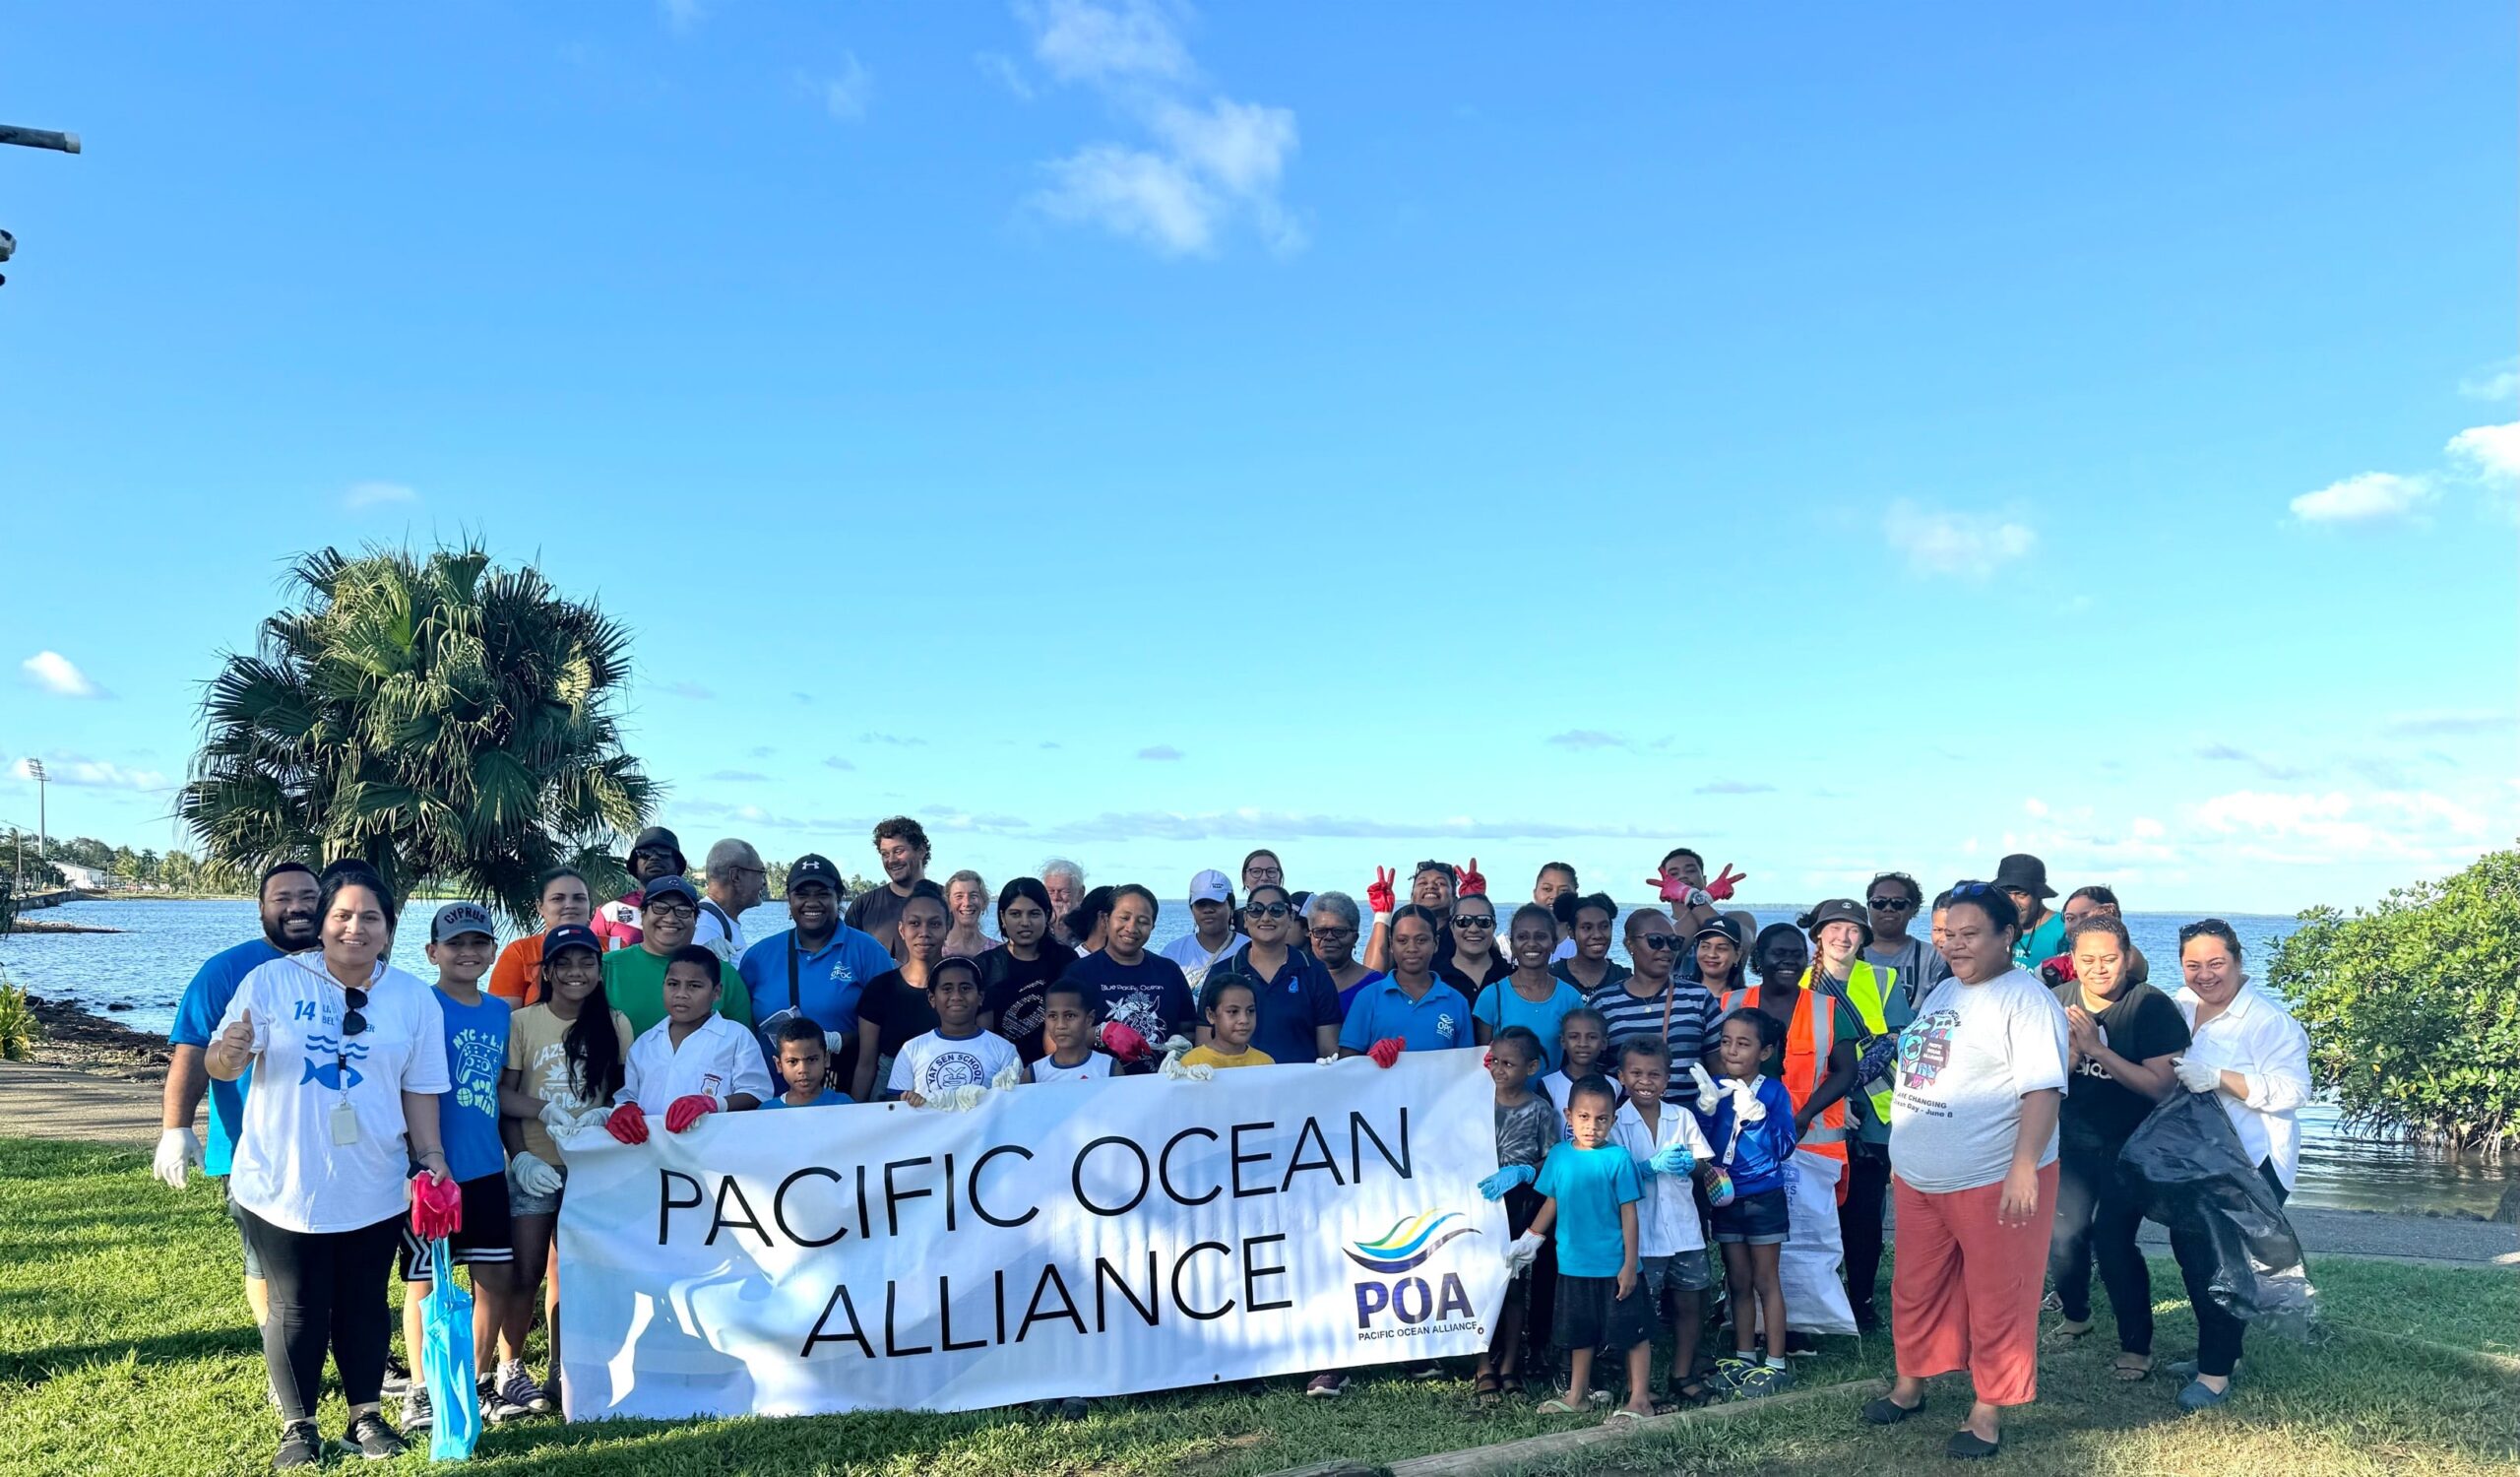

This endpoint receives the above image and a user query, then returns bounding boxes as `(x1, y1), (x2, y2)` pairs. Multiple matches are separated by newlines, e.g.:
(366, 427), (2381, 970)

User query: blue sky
(2, 2), (2511, 915)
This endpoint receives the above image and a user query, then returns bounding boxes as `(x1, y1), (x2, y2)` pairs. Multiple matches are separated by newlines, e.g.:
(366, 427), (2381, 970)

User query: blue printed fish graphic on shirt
(298, 1035), (371, 1091)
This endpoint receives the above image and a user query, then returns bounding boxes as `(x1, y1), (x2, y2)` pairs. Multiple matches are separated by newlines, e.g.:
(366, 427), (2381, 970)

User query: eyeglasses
(1451, 914), (1495, 930)
(1867, 897), (1917, 912)
(645, 902), (698, 921)
(1637, 933), (1681, 952)
(1246, 901), (1292, 919)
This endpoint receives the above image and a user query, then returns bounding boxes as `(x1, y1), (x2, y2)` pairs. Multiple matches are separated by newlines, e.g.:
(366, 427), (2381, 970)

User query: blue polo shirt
(168, 937), (285, 1176)
(1207, 947), (1345, 1066)
(740, 924), (897, 1071)
(1338, 975), (1474, 1055)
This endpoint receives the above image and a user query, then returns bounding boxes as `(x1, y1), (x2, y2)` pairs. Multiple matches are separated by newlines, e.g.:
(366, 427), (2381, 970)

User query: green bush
(0, 973), (36, 1061)
(2270, 848), (2520, 1151)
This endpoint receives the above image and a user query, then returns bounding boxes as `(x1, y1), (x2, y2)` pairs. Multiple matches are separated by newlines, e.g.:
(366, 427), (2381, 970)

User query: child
(1030, 981), (1118, 1083)
(1181, 978), (1273, 1069)
(888, 957), (1019, 1105)
(1474, 1026), (1560, 1405)
(400, 903), (527, 1430)
(1516, 1075), (1652, 1420)
(1611, 1036), (1719, 1406)
(1694, 1006), (1799, 1398)
(763, 1018), (853, 1109)
(1541, 1007), (1621, 1135)
(609, 945), (773, 1141)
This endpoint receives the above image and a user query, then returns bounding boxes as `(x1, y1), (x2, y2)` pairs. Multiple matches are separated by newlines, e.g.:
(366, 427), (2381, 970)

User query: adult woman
(944, 868), (997, 957)
(2045, 914), (2185, 1381)
(497, 923), (631, 1416)
(1204, 883), (1342, 1064)
(850, 886), (952, 1102)
(488, 866), (595, 1005)
(1548, 893), (1630, 995)
(979, 876), (1069, 1062)
(1438, 892), (1514, 995)
(1339, 904), (1474, 1056)
(206, 869), (452, 1466)
(1240, 849), (1284, 892)
(1693, 916), (1749, 998)
(2050, 885), (2149, 986)
(1306, 891), (1385, 1012)
(2166, 919), (2309, 1413)
(1067, 885), (1198, 1061)
(1063, 885), (1115, 957)
(1865, 883), (2070, 1460)
(1802, 898), (1910, 1332)
(1472, 904), (1586, 1071)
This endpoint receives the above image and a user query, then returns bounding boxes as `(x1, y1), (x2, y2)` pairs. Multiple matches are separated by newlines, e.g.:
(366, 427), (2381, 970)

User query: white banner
(555, 1054), (1511, 1419)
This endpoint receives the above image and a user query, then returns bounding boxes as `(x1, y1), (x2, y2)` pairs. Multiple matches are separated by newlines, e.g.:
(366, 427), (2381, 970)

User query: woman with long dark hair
(980, 876), (1069, 1062)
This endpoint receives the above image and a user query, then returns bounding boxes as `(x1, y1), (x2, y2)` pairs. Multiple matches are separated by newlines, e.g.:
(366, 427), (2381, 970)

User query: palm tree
(180, 542), (658, 923)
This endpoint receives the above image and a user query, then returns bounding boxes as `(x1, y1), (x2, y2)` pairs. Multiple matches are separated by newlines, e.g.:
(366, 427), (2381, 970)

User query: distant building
(52, 862), (112, 891)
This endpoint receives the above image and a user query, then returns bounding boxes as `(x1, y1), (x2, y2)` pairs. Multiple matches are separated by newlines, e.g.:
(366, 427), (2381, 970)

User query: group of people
(151, 819), (2311, 1467)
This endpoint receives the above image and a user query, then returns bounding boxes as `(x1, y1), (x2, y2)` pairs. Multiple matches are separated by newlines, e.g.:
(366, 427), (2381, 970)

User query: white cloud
(2192, 787), (2488, 862)
(2288, 471), (2432, 526)
(1545, 730), (1628, 752)
(2383, 709), (2515, 738)
(819, 53), (873, 120)
(2444, 421), (2520, 483)
(1035, 146), (1217, 255)
(660, 0), (706, 32)
(1882, 500), (2036, 579)
(2023, 798), (2049, 818)
(2458, 359), (2518, 402)
(343, 481), (417, 511)
(1136, 744), (1184, 761)
(13, 755), (166, 790)
(975, 50), (1036, 100)
(20, 651), (105, 698)
(1022, 0), (1190, 84)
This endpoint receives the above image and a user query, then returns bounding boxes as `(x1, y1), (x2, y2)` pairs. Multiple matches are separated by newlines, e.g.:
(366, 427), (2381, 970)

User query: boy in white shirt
(606, 945), (771, 1141)
(889, 957), (1020, 1105)
(1611, 1036), (1719, 1406)
(1030, 981), (1118, 1084)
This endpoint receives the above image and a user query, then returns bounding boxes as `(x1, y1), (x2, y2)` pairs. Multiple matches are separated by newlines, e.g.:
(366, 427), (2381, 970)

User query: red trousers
(1890, 1161), (2058, 1407)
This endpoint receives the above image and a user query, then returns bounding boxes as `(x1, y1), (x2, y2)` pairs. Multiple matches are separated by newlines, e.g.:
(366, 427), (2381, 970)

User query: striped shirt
(1587, 978), (1722, 1093)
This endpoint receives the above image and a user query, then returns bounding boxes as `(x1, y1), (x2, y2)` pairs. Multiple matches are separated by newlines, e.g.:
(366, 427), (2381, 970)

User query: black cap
(629, 825), (687, 872)
(1797, 898), (1873, 946)
(788, 854), (845, 895)
(543, 923), (600, 959)
(641, 874), (700, 910)
(1992, 853), (2055, 900)
(1691, 914), (1745, 947)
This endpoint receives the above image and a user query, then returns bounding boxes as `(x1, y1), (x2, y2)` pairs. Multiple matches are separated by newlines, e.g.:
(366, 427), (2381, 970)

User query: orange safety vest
(1722, 983), (1849, 1176)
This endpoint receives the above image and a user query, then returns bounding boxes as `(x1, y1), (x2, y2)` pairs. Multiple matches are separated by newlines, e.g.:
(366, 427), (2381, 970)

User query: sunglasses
(1867, 896), (1917, 912)
(1246, 901), (1292, 919)
(342, 987), (370, 1040)
(1451, 914), (1495, 929)
(1309, 925), (1356, 939)
(1636, 933), (1681, 952)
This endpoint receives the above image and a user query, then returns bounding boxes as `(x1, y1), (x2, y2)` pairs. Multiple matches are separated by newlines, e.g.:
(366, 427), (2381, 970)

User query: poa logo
(1347, 1210), (1480, 1339)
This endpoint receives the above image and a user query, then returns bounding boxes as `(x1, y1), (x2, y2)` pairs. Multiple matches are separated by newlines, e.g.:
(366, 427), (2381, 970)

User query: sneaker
(1705, 1354), (1755, 1394)
(1732, 1362), (1794, 1399)
(400, 1385), (433, 1436)
(2039, 1288), (2063, 1315)
(340, 1412), (406, 1461)
(542, 1366), (564, 1413)
(2176, 1378), (2233, 1415)
(379, 1361), (412, 1400)
(1783, 1330), (1820, 1359)
(1058, 1396), (1091, 1420)
(2166, 1358), (2240, 1384)
(497, 1362), (551, 1417)
(1852, 1303), (1881, 1334)
(1304, 1373), (1347, 1398)
(1409, 1359), (1448, 1381)
(478, 1372), (527, 1424)
(274, 1421), (326, 1470)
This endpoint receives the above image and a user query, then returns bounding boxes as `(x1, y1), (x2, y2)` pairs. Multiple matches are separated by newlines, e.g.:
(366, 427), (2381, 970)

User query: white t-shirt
(1159, 931), (1248, 993)
(889, 1028), (1022, 1100)
(623, 1012), (774, 1111)
(693, 899), (748, 965)
(1610, 1098), (1715, 1255)
(1541, 1068), (1624, 1140)
(1889, 968), (2071, 1193)
(218, 955), (452, 1235)
(1031, 1051), (1119, 1084)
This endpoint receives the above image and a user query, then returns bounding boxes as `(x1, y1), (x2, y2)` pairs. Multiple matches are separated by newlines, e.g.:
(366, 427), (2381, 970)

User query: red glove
(2039, 952), (2077, 986)
(664, 1094), (721, 1134)
(1458, 858), (1485, 897)
(1100, 1021), (1151, 1062)
(410, 1172), (464, 1239)
(1704, 864), (1746, 903)
(1367, 1037), (1405, 1069)
(1650, 872), (1698, 905)
(605, 1101), (650, 1144)
(1365, 866), (1397, 916)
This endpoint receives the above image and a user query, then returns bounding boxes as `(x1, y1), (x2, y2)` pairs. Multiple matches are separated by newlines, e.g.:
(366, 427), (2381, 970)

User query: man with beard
(738, 854), (893, 1089)
(157, 861), (324, 1329)
(847, 816), (932, 955)
(592, 826), (690, 951)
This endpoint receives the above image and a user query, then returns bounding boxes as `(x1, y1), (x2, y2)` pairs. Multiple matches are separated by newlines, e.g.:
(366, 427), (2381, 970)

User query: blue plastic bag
(424, 1238), (482, 1461)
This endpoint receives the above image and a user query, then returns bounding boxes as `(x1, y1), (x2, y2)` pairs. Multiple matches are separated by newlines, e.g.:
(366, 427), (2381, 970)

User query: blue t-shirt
(433, 988), (513, 1185)
(739, 925), (896, 1072)
(762, 1088), (852, 1110)
(1471, 978), (1588, 1073)
(1691, 1074), (1799, 1197)
(1206, 948), (1345, 1066)
(1336, 970), (1388, 1015)
(1338, 976), (1475, 1054)
(168, 937), (285, 1176)
(1534, 1140), (1644, 1277)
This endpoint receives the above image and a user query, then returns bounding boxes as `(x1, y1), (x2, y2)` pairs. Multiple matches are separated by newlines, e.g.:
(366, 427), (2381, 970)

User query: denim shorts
(1640, 1250), (1714, 1296)
(1710, 1186), (1791, 1246)
(507, 1156), (568, 1218)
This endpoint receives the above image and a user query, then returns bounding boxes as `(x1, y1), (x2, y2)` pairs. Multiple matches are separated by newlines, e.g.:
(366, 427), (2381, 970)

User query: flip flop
(2113, 1354), (2154, 1381)
(1536, 1398), (1584, 1416)
(1604, 1408), (1648, 1424)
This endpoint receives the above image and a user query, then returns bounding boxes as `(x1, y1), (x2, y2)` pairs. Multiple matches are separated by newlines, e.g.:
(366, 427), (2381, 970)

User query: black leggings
(2171, 1158), (2288, 1379)
(2047, 1145), (2154, 1354)
(238, 1206), (404, 1421)
(1839, 1143), (1891, 1319)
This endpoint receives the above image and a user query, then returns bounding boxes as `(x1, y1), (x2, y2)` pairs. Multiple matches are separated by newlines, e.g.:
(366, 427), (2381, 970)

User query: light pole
(1, 121), (82, 289)
(25, 759), (45, 864)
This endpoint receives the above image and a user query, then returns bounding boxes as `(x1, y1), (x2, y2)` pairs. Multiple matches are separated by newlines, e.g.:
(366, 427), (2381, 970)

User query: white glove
(1158, 1034), (1195, 1060)
(1688, 1062), (1721, 1114)
(2174, 1056), (2225, 1094)
(154, 1127), (202, 1189)
(511, 1150), (565, 1196)
(1160, 1054), (1215, 1082)
(537, 1098), (576, 1134)
(1506, 1231), (1544, 1276)
(990, 1060), (1025, 1092)
(1316, 1054), (1342, 1066)
(824, 1029), (850, 1056)
(1729, 1077), (1766, 1124)
(929, 1084), (990, 1113)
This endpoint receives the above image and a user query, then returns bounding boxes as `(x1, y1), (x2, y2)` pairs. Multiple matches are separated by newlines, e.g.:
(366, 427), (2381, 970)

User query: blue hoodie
(1692, 1074), (1799, 1197)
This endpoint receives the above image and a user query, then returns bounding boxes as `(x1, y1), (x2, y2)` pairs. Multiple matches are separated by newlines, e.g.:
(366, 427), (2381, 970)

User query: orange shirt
(489, 931), (550, 1006)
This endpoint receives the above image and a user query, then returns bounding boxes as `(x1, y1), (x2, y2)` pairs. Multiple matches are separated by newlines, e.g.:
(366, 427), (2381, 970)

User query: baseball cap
(788, 854), (845, 895)
(1189, 868), (1233, 904)
(430, 901), (497, 943)
(1691, 915), (1745, 947)
(543, 923), (600, 959)
(642, 875), (700, 910)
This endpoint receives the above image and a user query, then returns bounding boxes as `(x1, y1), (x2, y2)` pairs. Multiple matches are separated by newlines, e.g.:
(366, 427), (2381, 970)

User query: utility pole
(1, 121), (83, 289)
(26, 759), (45, 863)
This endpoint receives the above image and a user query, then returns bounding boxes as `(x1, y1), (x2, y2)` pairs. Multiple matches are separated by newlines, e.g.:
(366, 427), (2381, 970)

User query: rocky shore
(27, 992), (169, 1083)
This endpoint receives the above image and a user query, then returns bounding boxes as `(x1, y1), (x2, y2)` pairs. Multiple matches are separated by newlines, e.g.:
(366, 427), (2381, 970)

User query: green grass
(2, 1137), (2513, 1477)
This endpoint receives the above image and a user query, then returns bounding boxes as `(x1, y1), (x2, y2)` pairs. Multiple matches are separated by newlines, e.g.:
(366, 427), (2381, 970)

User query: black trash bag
(2117, 1089), (2317, 1339)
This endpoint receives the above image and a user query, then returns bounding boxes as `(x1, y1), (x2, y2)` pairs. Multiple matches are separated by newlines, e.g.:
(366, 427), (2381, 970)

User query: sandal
(1473, 1372), (1503, 1406)
(2113, 1354), (2153, 1382)
(2048, 1316), (2094, 1341)
(1603, 1408), (1647, 1424)
(1664, 1378), (1711, 1410)
(1536, 1398), (1584, 1416)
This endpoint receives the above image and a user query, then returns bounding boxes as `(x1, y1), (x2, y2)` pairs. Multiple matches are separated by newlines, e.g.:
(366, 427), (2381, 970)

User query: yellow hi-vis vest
(1804, 962), (1899, 1125)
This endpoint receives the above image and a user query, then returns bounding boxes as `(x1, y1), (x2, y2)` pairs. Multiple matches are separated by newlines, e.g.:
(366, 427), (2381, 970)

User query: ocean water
(6, 896), (2508, 1217)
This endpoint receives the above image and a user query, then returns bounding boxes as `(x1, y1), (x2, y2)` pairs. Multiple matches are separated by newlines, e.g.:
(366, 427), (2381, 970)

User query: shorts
(1710, 1186), (1790, 1246)
(398, 1172), (514, 1279)
(1640, 1251), (1714, 1297)
(1551, 1272), (1656, 1354)
(224, 1180), (265, 1280)
(507, 1155), (569, 1219)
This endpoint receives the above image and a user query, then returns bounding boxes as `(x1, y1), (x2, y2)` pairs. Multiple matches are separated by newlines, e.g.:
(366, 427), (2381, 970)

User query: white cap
(1189, 868), (1233, 904)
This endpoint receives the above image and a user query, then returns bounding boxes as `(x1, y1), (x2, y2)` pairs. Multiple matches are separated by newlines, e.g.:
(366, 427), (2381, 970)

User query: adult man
(847, 816), (930, 954)
(1534, 861), (1580, 962)
(693, 838), (768, 963)
(1593, 907), (1722, 1088)
(1861, 871), (1949, 1007)
(1159, 869), (1247, 990)
(1649, 847), (1755, 982)
(1040, 858), (1087, 948)
(158, 861), (322, 1330)
(1994, 853), (2067, 968)
(738, 853), (893, 1086)
(592, 826), (688, 950)
(600, 875), (753, 1036)
(1362, 858), (1478, 972)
